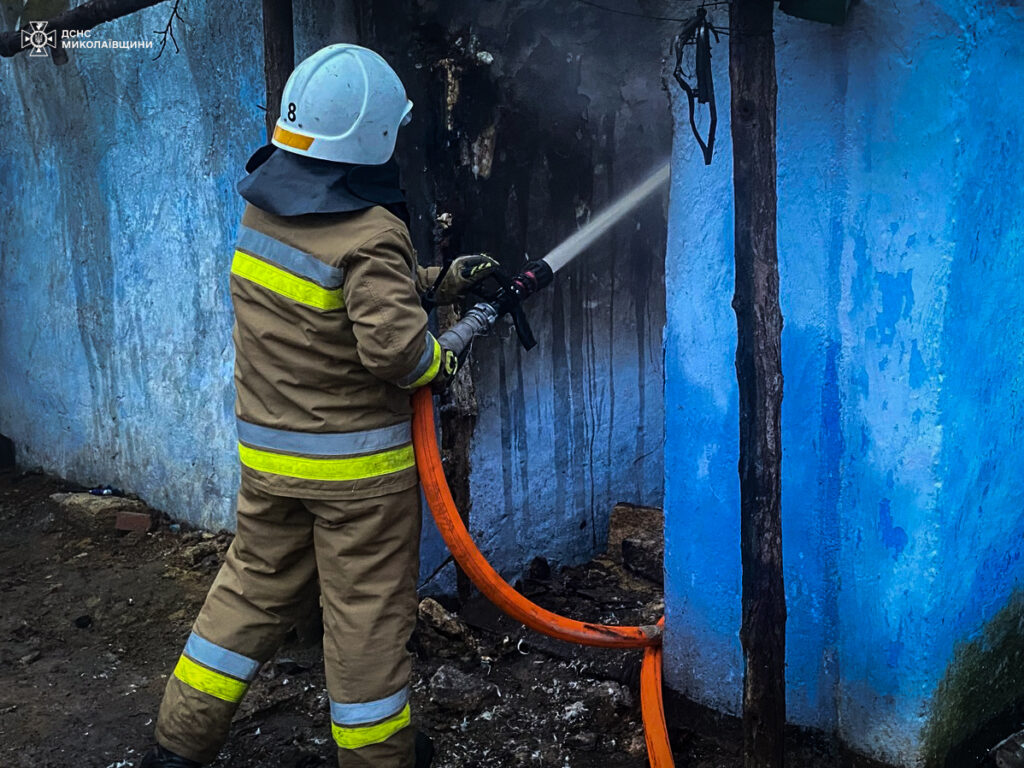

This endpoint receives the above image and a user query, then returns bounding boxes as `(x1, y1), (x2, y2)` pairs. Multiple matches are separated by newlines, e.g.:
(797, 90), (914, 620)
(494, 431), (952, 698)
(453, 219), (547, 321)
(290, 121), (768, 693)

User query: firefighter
(140, 44), (497, 768)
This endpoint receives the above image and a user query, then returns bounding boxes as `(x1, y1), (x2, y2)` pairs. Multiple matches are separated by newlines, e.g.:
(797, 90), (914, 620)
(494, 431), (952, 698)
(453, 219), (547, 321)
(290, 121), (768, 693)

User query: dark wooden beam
(261, 0), (294, 140)
(728, 2), (787, 767)
(0, 0), (168, 58)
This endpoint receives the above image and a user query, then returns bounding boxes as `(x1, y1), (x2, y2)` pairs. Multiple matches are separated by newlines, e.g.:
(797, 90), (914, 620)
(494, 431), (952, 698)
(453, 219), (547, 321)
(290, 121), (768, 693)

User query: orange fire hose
(641, 620), (673, 767)
(412, 387), (674, 766)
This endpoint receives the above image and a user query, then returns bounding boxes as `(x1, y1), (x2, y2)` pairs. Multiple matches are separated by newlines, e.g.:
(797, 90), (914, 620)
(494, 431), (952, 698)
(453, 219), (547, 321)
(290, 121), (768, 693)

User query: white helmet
(272, 44), (413, 165)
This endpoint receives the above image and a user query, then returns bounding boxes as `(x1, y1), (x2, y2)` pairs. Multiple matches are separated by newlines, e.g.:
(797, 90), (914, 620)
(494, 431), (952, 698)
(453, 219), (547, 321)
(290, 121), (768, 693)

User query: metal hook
(673, 8), (719, 165)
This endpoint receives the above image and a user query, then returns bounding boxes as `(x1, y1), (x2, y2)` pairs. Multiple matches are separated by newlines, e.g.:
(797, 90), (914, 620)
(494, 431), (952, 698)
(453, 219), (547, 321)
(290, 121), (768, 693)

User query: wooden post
(262, 0), (294, 140)
(729, 2), (786, 768)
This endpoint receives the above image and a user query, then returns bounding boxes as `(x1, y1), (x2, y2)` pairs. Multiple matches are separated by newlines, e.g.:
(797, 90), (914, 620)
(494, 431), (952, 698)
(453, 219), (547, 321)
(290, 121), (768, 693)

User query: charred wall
(357, 0), (671, 586)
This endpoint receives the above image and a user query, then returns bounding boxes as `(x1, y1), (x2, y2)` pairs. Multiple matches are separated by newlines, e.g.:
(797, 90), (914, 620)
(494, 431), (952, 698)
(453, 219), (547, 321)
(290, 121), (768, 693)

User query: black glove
(432, 254), (500, 305)
(431, 345), (467, 393)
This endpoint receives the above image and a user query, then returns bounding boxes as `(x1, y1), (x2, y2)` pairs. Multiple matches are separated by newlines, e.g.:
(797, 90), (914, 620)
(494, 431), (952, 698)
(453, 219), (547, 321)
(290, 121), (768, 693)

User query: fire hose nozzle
(436, 259), (554, 357)
(497, 260), (553, 350)
(507, 260), (554, 303)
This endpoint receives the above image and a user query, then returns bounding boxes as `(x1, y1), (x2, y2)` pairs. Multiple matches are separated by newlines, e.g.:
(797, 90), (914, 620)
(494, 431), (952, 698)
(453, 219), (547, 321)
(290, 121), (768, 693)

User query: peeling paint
(469, 123), (496, 179)
(435, 57), (461, 132)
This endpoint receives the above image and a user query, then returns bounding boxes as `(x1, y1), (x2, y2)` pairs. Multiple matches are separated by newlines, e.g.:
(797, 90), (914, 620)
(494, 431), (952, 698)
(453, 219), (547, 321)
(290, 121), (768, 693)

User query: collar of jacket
(237, 144), (407, 218)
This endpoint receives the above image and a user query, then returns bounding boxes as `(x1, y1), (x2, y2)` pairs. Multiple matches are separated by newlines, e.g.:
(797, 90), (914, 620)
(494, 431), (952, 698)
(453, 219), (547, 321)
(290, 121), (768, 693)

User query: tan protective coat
(154, 203), (440, 767)
(231, 204), (440, 499)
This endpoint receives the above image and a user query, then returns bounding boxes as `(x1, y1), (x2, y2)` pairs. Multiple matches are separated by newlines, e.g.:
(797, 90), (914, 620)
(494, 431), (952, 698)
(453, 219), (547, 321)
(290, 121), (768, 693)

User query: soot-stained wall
(663, 3), (1024, 766)
(358, 0), (671, 584)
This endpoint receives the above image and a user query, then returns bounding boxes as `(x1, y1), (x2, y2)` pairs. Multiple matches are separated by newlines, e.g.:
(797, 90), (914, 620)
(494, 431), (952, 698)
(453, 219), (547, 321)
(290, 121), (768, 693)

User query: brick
(606, 503), (663, 564)
(51, 492), (148, 519)
(115, 509), (154, 533)
(621, 536), (664, 585)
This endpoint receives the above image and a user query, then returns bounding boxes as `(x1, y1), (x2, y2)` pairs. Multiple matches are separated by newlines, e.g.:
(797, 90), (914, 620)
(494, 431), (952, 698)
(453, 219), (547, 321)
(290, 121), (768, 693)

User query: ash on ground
(0, 471), (883, 767)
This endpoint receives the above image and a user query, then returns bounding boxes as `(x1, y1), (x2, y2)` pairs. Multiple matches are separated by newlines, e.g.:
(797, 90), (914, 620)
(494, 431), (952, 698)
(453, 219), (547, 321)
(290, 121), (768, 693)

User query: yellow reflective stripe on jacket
(238, 443), (415, 481)
(331, 704), (411, 750)
(407, 337), (442, 389)
(173, 654), (249, 703)
(231, 251), (344, 311)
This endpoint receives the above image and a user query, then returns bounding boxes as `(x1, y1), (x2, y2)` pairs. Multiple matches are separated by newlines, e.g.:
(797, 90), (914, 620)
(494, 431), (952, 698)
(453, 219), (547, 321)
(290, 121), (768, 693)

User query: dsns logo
(21, 21), (56, 57)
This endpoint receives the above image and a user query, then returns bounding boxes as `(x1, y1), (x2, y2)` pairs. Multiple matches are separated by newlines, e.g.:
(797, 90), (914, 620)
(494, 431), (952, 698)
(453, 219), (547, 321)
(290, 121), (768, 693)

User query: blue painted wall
(0, 2), (260, 530)
(0, 0), (464, 587)
(0, 2), (668, 590)
(663, 3), (1024, 765)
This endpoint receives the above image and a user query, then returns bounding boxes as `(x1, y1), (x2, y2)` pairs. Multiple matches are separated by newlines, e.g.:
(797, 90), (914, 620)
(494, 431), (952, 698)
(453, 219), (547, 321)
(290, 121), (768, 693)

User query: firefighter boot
(415, 731), (434, 768)
(139, 745), (202, 767)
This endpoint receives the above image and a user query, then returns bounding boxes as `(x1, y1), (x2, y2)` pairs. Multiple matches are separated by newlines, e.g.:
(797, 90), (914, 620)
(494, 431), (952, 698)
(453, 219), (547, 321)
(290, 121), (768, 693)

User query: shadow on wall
(924, 591), (1024, 768)
(0, 434), (13, 469)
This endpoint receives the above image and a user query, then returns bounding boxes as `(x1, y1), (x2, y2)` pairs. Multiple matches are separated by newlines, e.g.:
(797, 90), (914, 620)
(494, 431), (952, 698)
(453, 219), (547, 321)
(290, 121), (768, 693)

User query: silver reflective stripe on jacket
(236, 419), (412, 457)
(395, 331), (439, 388)
(235, 225), (344, 289)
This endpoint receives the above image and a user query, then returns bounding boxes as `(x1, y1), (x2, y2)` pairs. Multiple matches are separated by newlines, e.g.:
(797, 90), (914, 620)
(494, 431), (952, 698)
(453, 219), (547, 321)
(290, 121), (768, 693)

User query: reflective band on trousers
(237, 420), (412, 458)
(172, 633), (260, 703)
(231, 251), (344, 311)
(173, 656), (248, 703)
(184, 632), (260, 681)
(239, 443), (415, 481)
(330, 685), (410, 726)
(332, 704), (411, 750)
(396, 332), (442, 389)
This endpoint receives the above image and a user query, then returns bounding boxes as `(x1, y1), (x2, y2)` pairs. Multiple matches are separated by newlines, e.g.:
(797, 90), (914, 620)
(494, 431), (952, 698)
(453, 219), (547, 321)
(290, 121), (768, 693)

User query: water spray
(437, 161), (670, 355)
(542, 162), (671, 273)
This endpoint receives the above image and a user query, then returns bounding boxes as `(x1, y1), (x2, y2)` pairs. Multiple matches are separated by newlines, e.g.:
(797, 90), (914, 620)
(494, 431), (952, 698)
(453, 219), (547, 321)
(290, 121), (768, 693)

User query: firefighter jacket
(229, 203), (442, 500)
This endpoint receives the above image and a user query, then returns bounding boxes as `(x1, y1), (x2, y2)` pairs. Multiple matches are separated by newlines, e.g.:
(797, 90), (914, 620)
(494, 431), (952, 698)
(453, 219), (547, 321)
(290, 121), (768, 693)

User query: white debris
(562, 701), (586, 720)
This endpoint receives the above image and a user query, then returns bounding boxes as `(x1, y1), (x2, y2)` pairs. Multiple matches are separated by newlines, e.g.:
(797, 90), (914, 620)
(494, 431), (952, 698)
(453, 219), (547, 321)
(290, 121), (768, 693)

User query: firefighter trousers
(154, 479), (422, 767)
